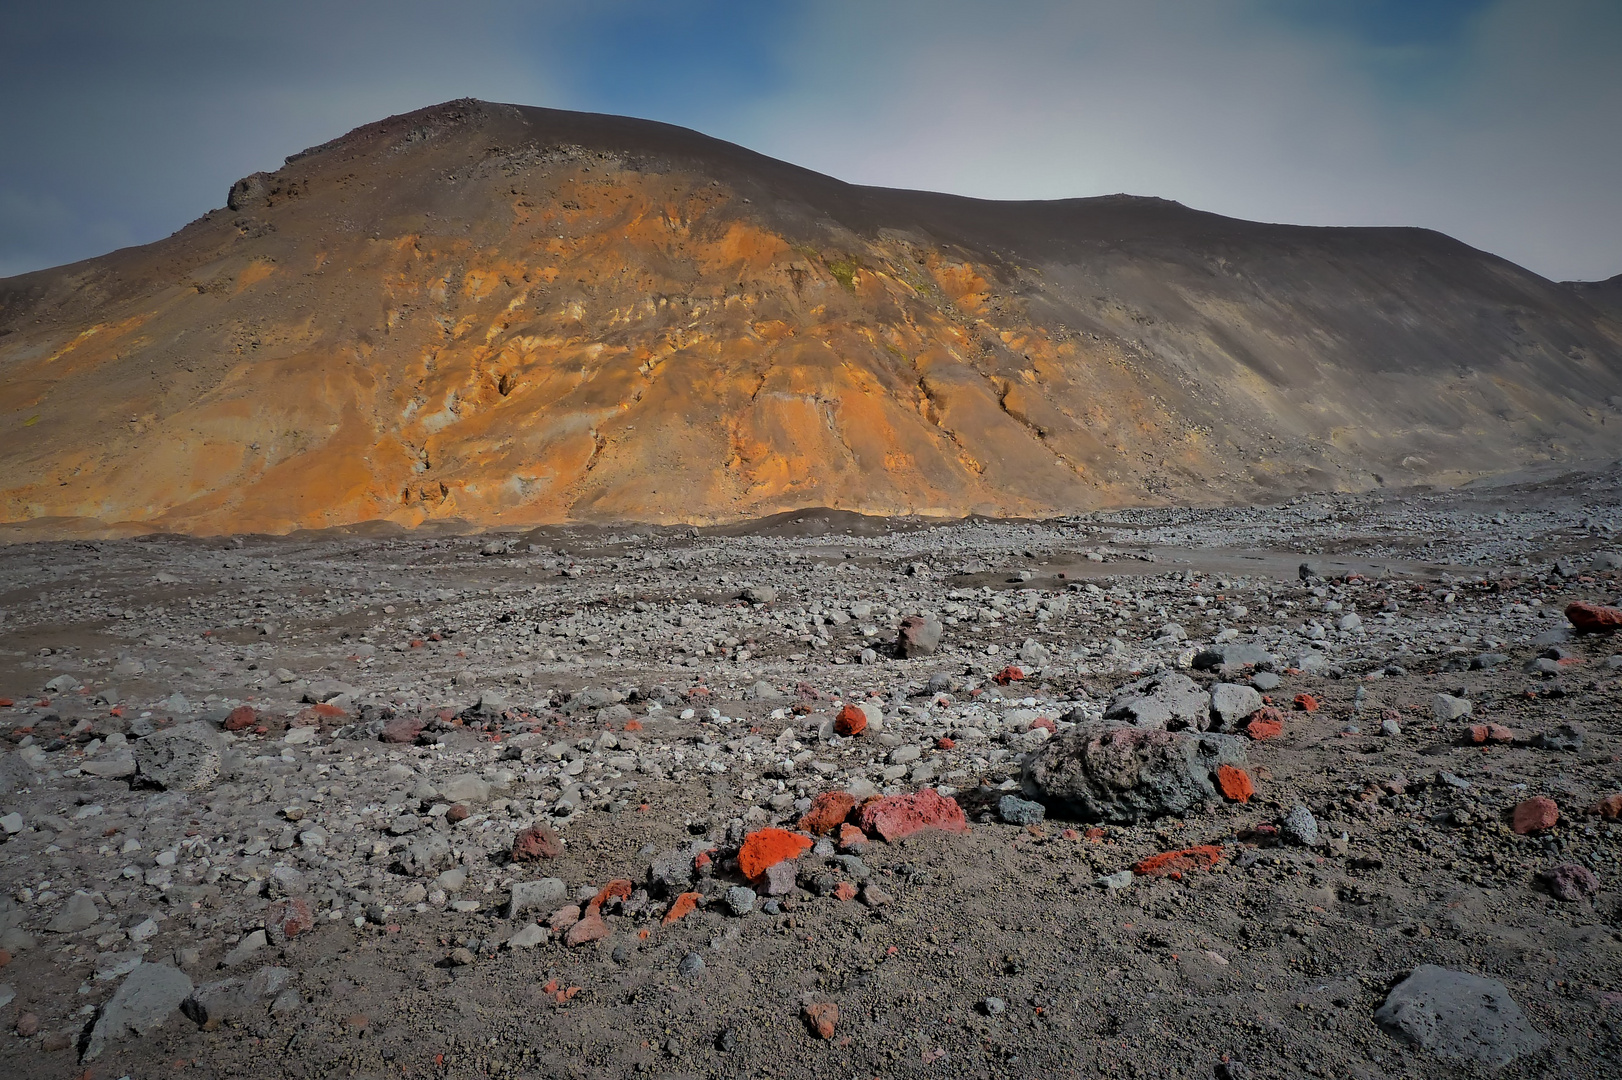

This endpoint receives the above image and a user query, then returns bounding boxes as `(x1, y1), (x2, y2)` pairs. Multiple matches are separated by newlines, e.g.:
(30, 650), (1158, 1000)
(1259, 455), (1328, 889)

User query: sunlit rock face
(3, 98), (1620, 538)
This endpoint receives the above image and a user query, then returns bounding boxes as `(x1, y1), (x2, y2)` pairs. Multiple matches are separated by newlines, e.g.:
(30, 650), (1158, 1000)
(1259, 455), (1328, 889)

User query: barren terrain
(0, 469), (1617, 1077)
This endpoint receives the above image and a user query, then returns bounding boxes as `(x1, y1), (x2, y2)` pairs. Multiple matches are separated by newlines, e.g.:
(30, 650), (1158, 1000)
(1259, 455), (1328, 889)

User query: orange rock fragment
(1566, 600), (1622, 633)
(1133, 844), (1224, 877)
(802, 1002), (839, 1039)
(1245, 707), (1285, 740)
(836, 822), (867, 851)
(1467, 723), (1515, 745)
(834, 704), (867, 736)
(1589, 792), (1622, 819)
(1216, 764), (1255, 803)
(1512, 796), (1559, 834)
(1292, 693), (1318, 712)
(992, 666), (1026, 686)
(565, 912), (609, 947)
(833, 881), (858, 902)
(738, 828), (813, 880)
(799, 791), (857, 835)
(662, 891), (702, 924)
(588, 879), (633, 914)
(224, 705), (257, 731)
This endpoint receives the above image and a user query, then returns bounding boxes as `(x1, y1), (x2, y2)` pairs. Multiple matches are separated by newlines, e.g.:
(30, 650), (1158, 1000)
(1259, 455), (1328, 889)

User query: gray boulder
(84, 962), (194, 1061)
(134, 722), (224, 791)
(507, 877), (567, 918)
(1021, 726), (1249, 823)
(1208, 683), (1263, 731)
(898, 616), (944, 658)
(1191, 643), (1277, 672)
(1374, 965), (1545, 1067)
(1104, 672), (1211, 731)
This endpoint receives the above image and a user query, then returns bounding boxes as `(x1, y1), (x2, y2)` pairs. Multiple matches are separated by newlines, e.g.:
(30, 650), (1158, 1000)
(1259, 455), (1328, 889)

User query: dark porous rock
(1021, 726), (1249, 823)
(1191, 643), (1277, 672)
(134, 722), (224, 791)
(1373, 965), (1544, 1068)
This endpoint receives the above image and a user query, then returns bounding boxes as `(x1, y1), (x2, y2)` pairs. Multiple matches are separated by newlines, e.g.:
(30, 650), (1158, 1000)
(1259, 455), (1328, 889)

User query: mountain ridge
(3, 98), (1621, 538)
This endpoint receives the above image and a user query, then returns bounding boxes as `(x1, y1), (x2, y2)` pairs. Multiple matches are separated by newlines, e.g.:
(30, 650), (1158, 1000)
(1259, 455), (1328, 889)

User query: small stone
(1380, 717), (1402, 737)
(1281, 805), (1319, 847)
(511, 824), (564, 861)
(834, 704), (868, 737)
(802, 1001), (839, 1039)
(15, 1012), (38, 1037)
(897, 615), (943, 658)
(1208, 683), (1263, 731)
(48, 890), (100, 933)
(1096, 869), (1134, 891)
(997, 794), (1046, 826)
(1533, 723), (1584, 752)
(507, 924), (548, 949)
(858, 883), (893, 907)
(508, 877), (567, 918)
(1589, 792), (1622, 819)
(1432, 694), (1472, 722)
(855, 788), (968, 842)
(738, 828), (813, 879)
(980, 996), (1006, 1016)
(1215, 764), (1255, 803)
(221, 930), (267, 967)
(677, 951), (705, 977)
(565, 912), (609, 946)
(1511, 796), (1559, 835)
(1539, 863), (1600, 901)
(724, 886), (756, 916)
(1466, 723), (1515, 745)
(798, 791), (857, 836)
(447, 947), (475, 966)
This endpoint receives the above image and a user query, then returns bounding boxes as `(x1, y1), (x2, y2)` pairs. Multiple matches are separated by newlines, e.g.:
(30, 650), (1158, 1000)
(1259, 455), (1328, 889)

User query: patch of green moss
(825, 255), (860, 292)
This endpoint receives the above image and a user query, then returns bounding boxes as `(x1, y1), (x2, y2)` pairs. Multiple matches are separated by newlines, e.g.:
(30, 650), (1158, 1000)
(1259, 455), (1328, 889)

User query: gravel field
(0, 469), (1619, 1079)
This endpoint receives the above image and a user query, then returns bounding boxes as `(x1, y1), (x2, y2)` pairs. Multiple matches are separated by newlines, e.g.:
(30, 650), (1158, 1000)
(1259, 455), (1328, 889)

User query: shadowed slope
(2, 99), (1621, 537)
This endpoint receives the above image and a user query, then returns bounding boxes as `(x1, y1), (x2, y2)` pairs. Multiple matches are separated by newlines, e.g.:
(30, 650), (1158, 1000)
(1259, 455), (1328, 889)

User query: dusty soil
(0, 472), (1619, 1078)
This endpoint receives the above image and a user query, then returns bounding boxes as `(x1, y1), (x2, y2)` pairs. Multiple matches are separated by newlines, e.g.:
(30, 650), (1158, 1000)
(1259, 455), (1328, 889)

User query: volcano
(2, 98), (1621, 537)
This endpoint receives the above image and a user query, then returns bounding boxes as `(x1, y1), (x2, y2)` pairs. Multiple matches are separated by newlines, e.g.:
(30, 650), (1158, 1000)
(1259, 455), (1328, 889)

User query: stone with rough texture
(802, 1002), (839, 1039)
(1216, 764), (1254, 802)
(1373, 965), (1544, 1067)
(508, 878), (567, 918)
(1191, 643), (1277, 672)
(48, 891), (100, 933)
(834, 704), (867, 737)
(1022, 726), (1250, 823)
(1104, 672), (1211, 731)
(1281, 805), (1319, 847)
(798, 791), (857, 835)
(897, 615), (943, 658)
(1208, 683), (1263, 731)
(1511, 796), (1559, 835)
(997, 794), (1046, 826)
(1432, 694), (1472, 721)
(511, 823), (564, 861)
(738, 828), (813, 880)
(134, 722), (223, 791)
(1567, 600), (1622, 633)
(1539, 863), (1599, 901)
(856, 788), (969, 842)
(565, 913), (609, 946)
(84, 962), (194, 1061)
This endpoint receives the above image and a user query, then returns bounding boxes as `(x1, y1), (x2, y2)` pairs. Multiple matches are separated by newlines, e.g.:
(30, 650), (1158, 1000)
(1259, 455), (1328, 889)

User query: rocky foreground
(0, 473), (1619, 1078)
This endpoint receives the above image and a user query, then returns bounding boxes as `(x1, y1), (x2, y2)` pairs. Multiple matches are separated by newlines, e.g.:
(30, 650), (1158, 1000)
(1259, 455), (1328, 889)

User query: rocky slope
(2, 98), (1621, 537)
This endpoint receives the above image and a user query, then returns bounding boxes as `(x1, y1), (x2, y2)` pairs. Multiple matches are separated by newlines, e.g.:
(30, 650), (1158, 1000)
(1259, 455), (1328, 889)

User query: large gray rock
(1104, 672), (1211, 731)
(1021, 726), (1249, 823)
(84, 962), (194, 1061)
(897, 615), (944, 658)
(134, 722), (223, 791)
(1374, 965), (1545, 1068)
(1208, 683), (1263, 731)
(507, 877), (568, 918)
(181, 966), (292, 1028)
(397, 833), (453, 877)
(1191, 643), (1276, 673)
(80, 752), (137, 779)
(47, 891), (100, 933)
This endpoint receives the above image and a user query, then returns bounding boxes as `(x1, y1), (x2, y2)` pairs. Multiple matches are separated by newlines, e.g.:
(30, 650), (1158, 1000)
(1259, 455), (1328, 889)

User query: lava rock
(1104, 672), (1211, 731)
(1373, 965), (1545, 1067)
(1021, 726), (1250, 823)
(84, 962), (195, 1061)
(134, 722), (224, 791)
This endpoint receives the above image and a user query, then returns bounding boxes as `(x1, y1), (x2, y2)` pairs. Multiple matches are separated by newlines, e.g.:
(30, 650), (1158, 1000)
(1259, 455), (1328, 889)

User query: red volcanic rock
(662, 891), (702, 924)
(799, 791), (857, 836)
(1216, 765), (1255, 803)
(992, 666), (1026, 686)
(1467, 723), (1515, 745)
(1539, 863), (1600, 901)
(565, 913), (609, 947)
(855, 788), (968, 843)
(833, 704), (867, 737)
(738, 828), (813, 880)
(1512, 796), (1560, 835)
(381, 716), (426, 744)
(1589, 792), (1622, 819)
(1566, 601), (1622, 633)
(1245, 708), (1285, 740)
(223, 705), (257, 731)
(266, 897), (316, 942)
(802, 1002), (839, 1039)
(1293, 693), (1319, 712)
(511, 823), (564, 861)
(1134, 845), (1224, 877)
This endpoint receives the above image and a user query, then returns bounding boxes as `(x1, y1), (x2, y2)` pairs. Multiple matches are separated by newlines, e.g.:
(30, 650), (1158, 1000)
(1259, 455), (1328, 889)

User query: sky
(1, 0), (1618, 282)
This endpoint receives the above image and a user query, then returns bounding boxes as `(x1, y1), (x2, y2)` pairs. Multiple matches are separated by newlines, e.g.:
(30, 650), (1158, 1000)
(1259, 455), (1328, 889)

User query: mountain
(3, 98), (1622, 537)
(1565, 274), (1622, 323)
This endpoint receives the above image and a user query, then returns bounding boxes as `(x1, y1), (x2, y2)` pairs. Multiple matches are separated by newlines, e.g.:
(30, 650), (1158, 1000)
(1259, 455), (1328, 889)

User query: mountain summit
(3, 99), (1621, 536)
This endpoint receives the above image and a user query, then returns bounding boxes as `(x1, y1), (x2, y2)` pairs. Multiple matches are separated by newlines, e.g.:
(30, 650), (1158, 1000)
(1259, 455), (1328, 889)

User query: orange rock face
(737, 828), (813, 880)
(855, 789), (969, 843)
(1567, 601), (1622, 633)
(5, 100), (1620, 539)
